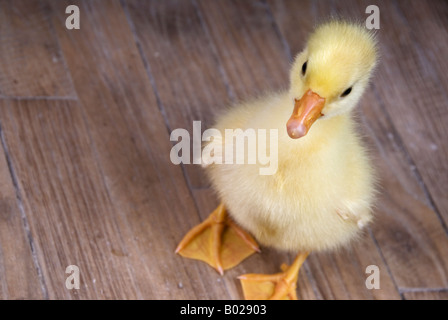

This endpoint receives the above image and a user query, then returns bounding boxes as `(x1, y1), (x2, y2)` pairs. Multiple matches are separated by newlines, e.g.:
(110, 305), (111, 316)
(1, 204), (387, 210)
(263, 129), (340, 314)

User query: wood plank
(0, 99), (144, 299)
(385, 0), (448, 227)
(266, 0), (316, 56)
(197, 0), (290, 98)
(192, 0), (400, 299)
(368, 142), (448, 289)
(393, 0), (448, 92)
(0, 0), (75, 97)
(49, 0), (231, 299)
(124, 0), (231, 188)
(0, 123), (43, 299)
(403, 290), (448, 300)
(305, 237), (400, 300)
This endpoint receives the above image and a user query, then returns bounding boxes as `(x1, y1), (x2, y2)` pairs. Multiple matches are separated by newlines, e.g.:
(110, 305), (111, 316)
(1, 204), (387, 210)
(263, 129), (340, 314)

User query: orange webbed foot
(238, 252), (309, 300)
(175, 203), (260, 275)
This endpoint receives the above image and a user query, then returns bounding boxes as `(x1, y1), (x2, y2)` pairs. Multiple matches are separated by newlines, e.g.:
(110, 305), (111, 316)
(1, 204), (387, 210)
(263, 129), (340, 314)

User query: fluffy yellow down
(204, 20), (378, 252)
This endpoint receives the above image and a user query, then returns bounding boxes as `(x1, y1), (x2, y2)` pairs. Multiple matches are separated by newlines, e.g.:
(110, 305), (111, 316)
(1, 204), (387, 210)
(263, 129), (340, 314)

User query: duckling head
(287, 20), (378, 139)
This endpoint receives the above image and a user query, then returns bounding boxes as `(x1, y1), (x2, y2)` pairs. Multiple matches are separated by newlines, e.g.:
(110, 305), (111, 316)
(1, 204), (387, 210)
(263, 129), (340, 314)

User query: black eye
(341, 87), (352, 97)
(301, 61), (307, 75)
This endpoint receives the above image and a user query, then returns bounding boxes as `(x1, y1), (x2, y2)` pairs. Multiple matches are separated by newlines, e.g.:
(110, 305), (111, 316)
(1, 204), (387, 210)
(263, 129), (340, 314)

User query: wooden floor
(0, 0), (447, 300)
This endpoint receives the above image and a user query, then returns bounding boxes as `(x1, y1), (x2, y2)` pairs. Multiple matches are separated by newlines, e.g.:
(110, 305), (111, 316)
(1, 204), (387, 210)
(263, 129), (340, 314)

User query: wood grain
(384, 0), (448, 227)
(0, 0), (75, 97)
(197, 0), (290, 98)
(124, 0), (231, 189)
(0, 99), (143, 299)
(49, 0), (231, 299)
(0, 119), (43, 299)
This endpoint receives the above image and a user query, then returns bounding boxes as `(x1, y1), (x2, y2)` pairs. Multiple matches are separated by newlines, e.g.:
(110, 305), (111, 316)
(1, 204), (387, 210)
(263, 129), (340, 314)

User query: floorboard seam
(192, 0), (236, 102)
(45, 1), (79, 101)
(121, 0), (235, 299)
(263, 0), (293, 62)
(371, 84), (448, 237)
(0, 114), (49, 299)
(367, 227), (404, 300)
(120, 0), (203, 218)
(390, 0), (448, 230)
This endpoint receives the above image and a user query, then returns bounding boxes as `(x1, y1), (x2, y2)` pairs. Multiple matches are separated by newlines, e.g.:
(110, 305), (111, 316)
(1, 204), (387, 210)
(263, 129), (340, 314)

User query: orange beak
(286, 89), (325, 139)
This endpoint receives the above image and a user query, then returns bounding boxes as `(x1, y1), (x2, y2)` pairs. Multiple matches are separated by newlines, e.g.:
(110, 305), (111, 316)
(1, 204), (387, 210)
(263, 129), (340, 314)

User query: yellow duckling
(176, 20), (378, 300)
